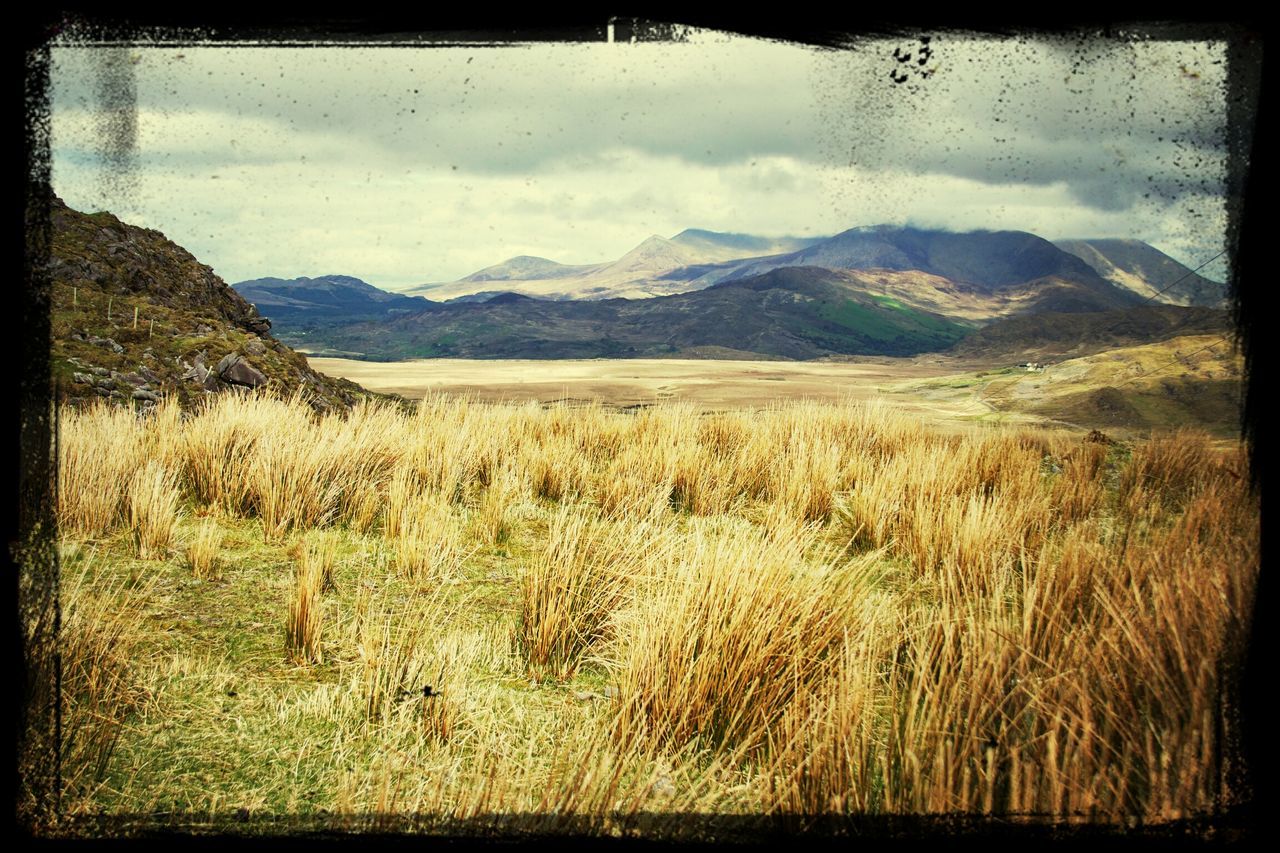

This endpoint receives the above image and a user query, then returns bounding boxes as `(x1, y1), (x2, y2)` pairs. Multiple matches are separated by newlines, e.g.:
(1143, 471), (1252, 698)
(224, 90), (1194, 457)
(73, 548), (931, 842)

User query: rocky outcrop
(215, 353), (269, 389)
(48, 195), (383, 412)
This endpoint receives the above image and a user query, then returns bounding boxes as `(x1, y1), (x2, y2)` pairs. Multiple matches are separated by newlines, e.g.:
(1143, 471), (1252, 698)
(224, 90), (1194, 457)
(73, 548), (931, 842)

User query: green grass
(816, 298), (901, 342)
(813, 297), (968, 351)
(869, 294), (906, 311)
(59, 500), (613, 818)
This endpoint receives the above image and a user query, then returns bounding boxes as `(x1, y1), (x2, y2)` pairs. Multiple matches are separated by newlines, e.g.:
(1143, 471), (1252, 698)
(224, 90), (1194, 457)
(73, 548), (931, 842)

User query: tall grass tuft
(1117, 428), (1217, 513)
(180, 391), (280, 514)
(58, 401), (146, 538)
(185, 519), (223, 580)
(610, 523), (873, 755)
(286, 542), (327, 665)
(128, 461), (180, 560)
(394, 494), (465, 582)
(518, 507), (671, 681)
(470, 464), (520, 546)
(293, 529), (341, 593)
(58, 555), (152, 812)
(251, 425), (343, 541)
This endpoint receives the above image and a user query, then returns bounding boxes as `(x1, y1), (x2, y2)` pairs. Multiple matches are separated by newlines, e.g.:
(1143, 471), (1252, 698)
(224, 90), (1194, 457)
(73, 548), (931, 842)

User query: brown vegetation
(39, 392), (1257, 835)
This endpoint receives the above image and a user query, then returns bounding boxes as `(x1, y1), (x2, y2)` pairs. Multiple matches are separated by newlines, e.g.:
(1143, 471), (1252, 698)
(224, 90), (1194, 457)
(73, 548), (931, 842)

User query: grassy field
(27, 391), (1258, 838)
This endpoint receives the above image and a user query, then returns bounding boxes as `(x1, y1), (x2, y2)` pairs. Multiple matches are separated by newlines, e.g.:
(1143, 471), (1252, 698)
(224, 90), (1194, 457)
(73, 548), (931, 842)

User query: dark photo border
(14, 11), (1268, 845)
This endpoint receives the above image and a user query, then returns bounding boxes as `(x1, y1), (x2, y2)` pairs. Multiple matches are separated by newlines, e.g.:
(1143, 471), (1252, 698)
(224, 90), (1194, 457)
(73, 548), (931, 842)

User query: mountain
(719, 226), (1134, 296)
(597, 235), (703, 279)
(411, 229), (826, 302)
(232, 274), (431, 321)
(244, 228), (1161, 361)
(412, 225), (1143, 309)
(1053, 239), (1228, 308)
(394, 227), (1206, 311)
(307, 266), (972, 361)
(669, 228), (820, 260)
(458, 255), (600, 283)
(46, 196), (382, 412)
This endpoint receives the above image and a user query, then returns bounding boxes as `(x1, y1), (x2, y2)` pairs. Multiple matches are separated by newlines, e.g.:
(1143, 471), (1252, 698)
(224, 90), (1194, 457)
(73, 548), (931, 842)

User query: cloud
(51, 41), (832, 174)
(47, 31), (1236, 287)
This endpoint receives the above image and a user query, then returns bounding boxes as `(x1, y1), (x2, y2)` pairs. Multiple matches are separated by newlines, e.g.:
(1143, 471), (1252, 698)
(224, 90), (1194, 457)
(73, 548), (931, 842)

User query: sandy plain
(306, 355), (1019, 428)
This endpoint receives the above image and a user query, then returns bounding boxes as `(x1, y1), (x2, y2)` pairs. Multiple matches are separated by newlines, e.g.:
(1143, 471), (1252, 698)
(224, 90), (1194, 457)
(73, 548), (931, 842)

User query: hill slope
(948, 305), (1232, 361)
(1053, 238), (1228, 307)
(47, 196), (381, 412)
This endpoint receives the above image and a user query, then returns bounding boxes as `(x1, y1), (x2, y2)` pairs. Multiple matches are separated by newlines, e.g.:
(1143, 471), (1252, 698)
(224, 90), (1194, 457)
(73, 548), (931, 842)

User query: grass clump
(185, 519), (223, 580)
(128, 461), (180, 560)
(286, 543), (327, 666)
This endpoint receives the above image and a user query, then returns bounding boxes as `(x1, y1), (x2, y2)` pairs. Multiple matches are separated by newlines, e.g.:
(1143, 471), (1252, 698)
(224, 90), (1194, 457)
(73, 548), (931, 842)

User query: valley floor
(305, 355), (952, 411)
(308, 333), (1244, 442)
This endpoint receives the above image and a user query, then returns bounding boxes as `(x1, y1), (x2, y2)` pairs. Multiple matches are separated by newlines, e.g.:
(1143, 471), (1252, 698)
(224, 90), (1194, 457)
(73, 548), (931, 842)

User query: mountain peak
(458, 255), (591, 283)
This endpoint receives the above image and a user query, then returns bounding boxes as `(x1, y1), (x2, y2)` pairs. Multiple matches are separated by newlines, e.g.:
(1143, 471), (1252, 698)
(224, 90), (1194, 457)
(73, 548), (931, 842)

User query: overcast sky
(47, 27), (1234, 289)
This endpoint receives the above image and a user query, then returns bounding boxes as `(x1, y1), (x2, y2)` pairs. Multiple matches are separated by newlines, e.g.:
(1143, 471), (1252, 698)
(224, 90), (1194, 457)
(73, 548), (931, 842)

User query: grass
(185, 519), (223, 581)
(129, 461), (181, 560)
(26, 393), (1258, 838)
(285, 537), (326, 666)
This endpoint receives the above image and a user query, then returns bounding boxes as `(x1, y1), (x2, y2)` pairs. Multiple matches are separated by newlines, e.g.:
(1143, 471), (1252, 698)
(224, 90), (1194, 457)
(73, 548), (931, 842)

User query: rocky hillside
(47, 195), (381, 413)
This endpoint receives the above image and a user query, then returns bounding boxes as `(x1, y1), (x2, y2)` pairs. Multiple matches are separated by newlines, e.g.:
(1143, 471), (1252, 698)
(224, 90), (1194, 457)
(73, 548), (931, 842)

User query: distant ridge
(232, 274), (432, 322)
(1053, 239), (1228, 308)
(223, 224), (1216, 362)
(307, 266), (975, 361)
(459, 255), (599, 283)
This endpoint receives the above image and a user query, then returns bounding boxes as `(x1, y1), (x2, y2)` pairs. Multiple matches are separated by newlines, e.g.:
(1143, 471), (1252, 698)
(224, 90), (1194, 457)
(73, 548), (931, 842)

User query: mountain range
(403, 229), (823, 301)
(232, 224), (1227, 361)
(383, 226), (1227, 307)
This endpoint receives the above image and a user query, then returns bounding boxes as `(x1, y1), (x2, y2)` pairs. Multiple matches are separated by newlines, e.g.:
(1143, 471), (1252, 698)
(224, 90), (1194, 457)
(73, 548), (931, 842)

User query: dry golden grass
(185, 519), (223, 580)
(56, 553), (153, 812)
(393, 494), (465, 583)
(518, 507), (674, 682)
(609, 522), (876, 756)
(286, 542), (327, 666)
(347, 587), (464, 745)
(45, 394), (1258, 834)
(179, 391), (275, 514)
(128, 461), (180, 560)
(293, 529), (341, 593)
(57, 401), (146, 538)
(469, 462), (521, 546)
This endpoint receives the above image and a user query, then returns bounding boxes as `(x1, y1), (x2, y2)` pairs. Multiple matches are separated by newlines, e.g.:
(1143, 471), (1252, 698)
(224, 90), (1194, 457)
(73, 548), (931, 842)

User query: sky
(46, 26), (1237, 290)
